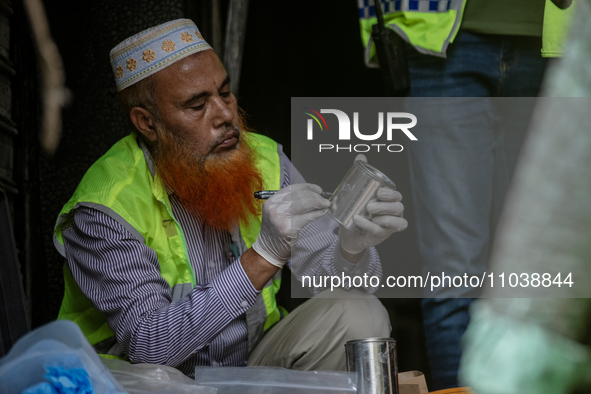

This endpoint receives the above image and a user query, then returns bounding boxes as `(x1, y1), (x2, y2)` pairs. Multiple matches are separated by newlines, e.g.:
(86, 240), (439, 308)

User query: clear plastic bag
(194, 366), (357, 393)
(0, 320), (125, 393)
(102, 358), (217, 394)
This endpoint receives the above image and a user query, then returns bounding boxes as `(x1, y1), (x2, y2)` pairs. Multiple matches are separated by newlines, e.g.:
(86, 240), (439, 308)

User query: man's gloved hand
(339, 155), (408, 256)
(252, 183), (330, 268)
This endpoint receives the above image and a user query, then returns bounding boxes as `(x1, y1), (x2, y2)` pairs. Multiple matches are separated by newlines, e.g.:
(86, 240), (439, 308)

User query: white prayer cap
(110, 19), (212, 92)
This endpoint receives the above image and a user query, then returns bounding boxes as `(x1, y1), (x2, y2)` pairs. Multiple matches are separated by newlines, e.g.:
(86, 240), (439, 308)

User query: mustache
(152, 122), (242, 166)
(206, 125), (241, 154)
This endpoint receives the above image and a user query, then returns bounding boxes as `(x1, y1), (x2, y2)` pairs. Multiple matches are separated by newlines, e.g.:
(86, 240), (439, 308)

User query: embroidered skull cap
(110, 19), (212, 92)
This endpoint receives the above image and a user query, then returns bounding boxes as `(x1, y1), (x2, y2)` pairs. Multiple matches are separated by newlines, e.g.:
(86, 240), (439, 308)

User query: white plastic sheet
(102, 358), (217, 394)
(194, 366), (356, 393)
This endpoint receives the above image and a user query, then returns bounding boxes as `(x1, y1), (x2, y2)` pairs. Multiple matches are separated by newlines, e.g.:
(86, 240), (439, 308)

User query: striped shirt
(61, 152), (382, 377)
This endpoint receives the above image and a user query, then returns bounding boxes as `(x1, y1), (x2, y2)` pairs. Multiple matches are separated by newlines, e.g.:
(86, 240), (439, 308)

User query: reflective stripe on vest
(358, 0), (466, 63)
(54, 132), (283, 348)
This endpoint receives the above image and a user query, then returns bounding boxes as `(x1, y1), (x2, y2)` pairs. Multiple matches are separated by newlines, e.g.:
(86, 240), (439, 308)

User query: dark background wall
(9, 0), (428, 379)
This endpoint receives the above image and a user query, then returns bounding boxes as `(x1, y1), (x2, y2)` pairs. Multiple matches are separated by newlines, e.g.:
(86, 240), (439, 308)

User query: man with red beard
(53, 19), (407, 376)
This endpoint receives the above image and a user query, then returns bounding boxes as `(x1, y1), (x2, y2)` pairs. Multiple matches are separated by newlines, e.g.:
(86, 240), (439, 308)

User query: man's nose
(211, 96), (235, 128)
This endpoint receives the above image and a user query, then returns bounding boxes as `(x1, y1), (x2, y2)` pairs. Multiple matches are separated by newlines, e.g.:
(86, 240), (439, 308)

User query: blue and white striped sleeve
(62, 206), (258, 367)
(281, 153), (383, 294)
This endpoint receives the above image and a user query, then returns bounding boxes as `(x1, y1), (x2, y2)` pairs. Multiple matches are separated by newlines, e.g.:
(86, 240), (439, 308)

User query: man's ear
(130, 107), (158, 141)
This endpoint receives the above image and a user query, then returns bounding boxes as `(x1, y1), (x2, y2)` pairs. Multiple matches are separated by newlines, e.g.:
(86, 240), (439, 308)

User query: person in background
(357, 0), (574, 389)
(461, 1), (591, 392)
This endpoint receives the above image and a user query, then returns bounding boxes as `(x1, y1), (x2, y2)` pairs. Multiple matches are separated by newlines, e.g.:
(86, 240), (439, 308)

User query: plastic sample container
(329, 160), (397, 232)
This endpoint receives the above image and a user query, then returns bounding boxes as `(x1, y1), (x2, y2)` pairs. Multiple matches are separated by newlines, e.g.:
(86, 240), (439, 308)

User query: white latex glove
(252, 183), (330, 268)
(339, 155), (408, 256)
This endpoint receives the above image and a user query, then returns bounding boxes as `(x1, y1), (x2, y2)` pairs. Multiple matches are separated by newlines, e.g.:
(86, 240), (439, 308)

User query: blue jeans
(403, 31), (548, 390)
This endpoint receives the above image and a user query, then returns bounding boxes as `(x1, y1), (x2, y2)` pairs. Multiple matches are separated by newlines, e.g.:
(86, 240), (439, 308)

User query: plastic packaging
(102, 358), (217, 394)
(329, 160), (396, 232)
(0, 320), (125, 394)
(194, 366), (357, 393)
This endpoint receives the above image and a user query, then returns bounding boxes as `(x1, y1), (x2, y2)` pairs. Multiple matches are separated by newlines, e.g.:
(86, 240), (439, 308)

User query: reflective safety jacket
(358, 0), (575, 64)
(54, 132), (284, 355)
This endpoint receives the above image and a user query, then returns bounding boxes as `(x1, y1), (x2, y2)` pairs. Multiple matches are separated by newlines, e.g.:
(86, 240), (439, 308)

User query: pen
(254, 190), (333, 200)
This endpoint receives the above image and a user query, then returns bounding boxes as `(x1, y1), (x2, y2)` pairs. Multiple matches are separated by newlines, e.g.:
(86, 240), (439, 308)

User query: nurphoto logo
(303, 108), (417, 153)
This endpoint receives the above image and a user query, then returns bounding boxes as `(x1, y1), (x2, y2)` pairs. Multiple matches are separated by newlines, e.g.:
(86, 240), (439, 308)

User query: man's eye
(220, 91), (231, 98)
(191, 104), (205, 110)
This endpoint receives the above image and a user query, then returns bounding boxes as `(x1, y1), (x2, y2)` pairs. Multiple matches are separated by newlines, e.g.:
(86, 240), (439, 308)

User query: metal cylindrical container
(329, 161), (397, 232)
(345, 337), (398, 394)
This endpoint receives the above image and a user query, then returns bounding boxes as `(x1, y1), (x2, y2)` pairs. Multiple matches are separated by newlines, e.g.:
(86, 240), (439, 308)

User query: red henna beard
(151, 119), (263, 232)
